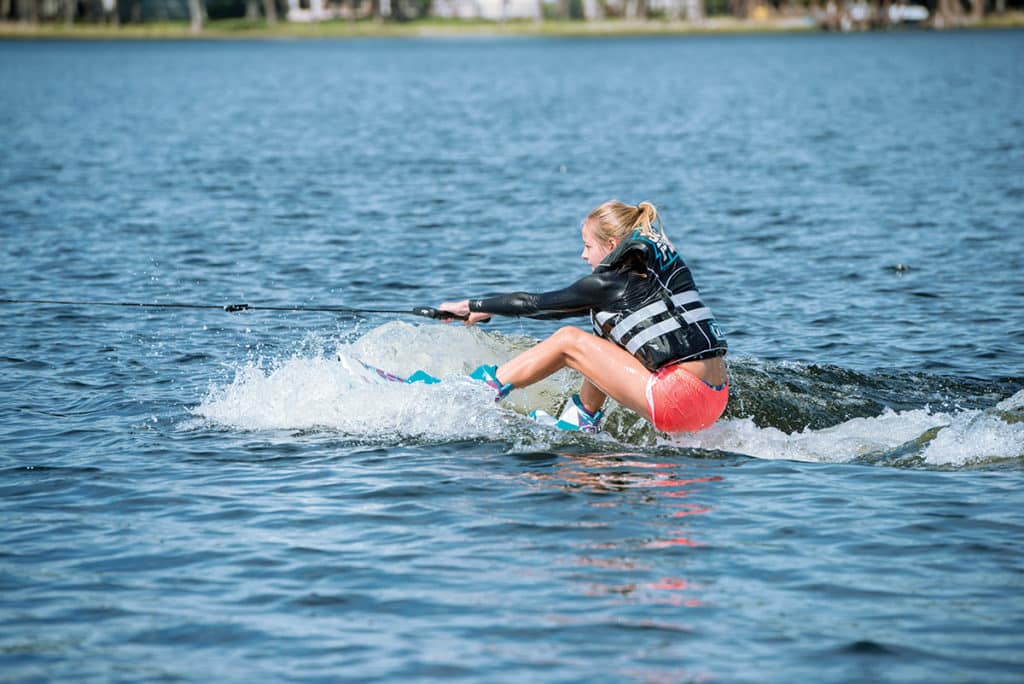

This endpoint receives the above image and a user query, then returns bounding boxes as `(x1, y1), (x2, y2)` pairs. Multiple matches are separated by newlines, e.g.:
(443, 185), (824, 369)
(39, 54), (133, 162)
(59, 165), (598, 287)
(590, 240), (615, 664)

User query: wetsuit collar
(596, 229), (643, 270)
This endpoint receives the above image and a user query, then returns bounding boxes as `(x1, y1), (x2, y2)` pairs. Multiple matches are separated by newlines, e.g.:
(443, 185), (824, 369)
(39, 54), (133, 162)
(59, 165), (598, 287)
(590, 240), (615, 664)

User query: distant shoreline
(2, 14), (1022, 41)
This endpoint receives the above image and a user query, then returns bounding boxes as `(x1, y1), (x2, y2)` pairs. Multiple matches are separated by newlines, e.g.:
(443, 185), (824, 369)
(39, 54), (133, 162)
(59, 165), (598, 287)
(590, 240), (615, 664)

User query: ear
(607, 237), (621, 251)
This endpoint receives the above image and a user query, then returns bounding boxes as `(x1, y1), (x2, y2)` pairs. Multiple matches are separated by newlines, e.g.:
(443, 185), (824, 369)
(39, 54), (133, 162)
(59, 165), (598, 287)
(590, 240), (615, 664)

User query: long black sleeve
(469, 270), (634, 319)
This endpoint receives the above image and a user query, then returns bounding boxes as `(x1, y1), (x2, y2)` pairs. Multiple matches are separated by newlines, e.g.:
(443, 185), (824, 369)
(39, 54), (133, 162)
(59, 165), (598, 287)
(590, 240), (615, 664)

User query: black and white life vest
(590, 229), (727, 371)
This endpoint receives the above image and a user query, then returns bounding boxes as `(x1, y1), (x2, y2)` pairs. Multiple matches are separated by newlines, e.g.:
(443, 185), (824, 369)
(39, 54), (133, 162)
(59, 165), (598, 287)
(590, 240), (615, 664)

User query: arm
(468, 270), (632, 319)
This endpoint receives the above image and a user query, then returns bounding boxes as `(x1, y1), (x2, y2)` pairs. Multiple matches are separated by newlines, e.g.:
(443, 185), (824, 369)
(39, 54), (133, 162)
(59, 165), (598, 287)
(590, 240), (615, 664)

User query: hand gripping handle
(410, 306), (468, 321)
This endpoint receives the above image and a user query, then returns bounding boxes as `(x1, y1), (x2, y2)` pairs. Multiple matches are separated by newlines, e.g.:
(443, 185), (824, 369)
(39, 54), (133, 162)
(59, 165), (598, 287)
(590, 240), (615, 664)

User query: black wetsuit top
(469, 230), (727, 371)
(469, 272), (628, 320)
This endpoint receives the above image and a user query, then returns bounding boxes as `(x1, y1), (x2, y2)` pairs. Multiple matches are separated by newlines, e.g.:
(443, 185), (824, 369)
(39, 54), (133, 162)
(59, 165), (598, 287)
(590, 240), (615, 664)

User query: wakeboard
(343, 356), (440, 385)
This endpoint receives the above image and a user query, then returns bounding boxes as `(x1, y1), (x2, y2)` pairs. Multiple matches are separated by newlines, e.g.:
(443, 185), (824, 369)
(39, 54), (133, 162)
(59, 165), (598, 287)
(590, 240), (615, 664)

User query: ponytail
(635, 201), (660, 239)
(585, 200), (671, 247)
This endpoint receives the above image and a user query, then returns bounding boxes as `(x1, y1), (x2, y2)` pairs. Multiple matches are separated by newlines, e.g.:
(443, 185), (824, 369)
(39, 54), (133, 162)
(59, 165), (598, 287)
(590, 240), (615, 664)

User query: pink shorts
(645, 364), (729, 433)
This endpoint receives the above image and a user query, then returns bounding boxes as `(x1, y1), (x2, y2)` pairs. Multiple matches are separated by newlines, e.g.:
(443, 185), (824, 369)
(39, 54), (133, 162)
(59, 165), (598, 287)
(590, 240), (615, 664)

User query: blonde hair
(585, 200), (670, 247)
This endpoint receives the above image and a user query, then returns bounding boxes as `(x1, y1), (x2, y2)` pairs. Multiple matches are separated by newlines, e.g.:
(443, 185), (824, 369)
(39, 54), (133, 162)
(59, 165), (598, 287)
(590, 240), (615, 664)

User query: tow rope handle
(410, 306), (469, 321)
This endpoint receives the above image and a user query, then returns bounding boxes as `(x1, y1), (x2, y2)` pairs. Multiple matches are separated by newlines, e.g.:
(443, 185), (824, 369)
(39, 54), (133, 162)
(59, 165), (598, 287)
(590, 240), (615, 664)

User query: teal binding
(469, 364), (514, 401)
(405, 369), (441, 384)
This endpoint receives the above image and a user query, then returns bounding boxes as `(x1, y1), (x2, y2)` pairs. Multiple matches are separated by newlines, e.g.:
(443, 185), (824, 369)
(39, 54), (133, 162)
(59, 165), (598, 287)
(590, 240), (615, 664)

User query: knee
(551, 326), (592, 355)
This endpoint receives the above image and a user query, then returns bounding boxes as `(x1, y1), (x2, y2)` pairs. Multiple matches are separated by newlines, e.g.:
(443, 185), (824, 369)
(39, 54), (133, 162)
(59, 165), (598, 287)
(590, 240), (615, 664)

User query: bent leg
(578, 379), (607, 415)
(496, 327), (652, 420)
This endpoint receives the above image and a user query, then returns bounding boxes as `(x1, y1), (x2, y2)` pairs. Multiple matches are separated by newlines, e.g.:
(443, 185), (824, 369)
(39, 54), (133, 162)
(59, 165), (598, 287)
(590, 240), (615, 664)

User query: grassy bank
(1, 13), (1022, 40)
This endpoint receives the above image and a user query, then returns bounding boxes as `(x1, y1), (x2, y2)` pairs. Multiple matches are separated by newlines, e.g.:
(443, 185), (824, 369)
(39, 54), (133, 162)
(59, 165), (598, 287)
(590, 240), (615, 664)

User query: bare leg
(495, 327), (652, 420)
(578, 380), (607, 415)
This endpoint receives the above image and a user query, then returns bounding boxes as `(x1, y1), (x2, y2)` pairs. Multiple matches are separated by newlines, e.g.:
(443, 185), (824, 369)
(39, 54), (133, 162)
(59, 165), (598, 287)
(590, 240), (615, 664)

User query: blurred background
(3, 0), (1022, 34)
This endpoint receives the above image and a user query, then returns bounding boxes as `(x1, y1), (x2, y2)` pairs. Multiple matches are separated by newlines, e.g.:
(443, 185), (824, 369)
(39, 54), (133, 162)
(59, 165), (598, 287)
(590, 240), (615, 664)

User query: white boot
(529, 394), (602, 434)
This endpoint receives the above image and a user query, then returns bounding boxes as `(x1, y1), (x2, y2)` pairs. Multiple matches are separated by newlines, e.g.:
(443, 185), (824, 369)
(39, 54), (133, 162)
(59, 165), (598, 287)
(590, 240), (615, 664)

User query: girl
(440, 200), (728, 434)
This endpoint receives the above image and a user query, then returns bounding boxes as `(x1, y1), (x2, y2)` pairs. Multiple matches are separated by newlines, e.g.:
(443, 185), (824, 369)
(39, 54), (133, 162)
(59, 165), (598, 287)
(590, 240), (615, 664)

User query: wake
(194, 322), (1024, 468)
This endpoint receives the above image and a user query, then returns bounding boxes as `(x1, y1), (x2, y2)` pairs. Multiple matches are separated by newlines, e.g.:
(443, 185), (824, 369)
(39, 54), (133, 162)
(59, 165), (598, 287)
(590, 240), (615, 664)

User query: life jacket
(590, 229), (727, 371)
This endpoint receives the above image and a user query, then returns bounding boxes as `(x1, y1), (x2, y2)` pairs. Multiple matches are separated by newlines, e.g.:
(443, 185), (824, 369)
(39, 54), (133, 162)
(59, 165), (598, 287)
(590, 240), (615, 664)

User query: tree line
(1, 0), (1019, 32)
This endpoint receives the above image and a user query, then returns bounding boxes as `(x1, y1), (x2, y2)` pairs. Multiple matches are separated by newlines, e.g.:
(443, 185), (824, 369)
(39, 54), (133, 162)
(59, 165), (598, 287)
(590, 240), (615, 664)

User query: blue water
(2, 33), (1023, 682)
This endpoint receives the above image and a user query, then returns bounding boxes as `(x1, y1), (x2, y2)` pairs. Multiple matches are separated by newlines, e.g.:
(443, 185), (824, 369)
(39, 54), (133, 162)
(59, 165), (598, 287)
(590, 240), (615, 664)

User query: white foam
(196, 352), (505, 439)
(666, 408), (949, 463)
(194, 322), (572, 440)
(920, 389), (1024, 467)
(195, 324), (1024, 467)
(667, 396), (1024, 467)
(995, 388), (1024, 413)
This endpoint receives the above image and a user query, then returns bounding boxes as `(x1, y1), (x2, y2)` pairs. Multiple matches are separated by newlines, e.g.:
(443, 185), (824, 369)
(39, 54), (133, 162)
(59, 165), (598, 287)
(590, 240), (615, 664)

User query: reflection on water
(527, 452), (722, 681)
(530, 452), (719, 609)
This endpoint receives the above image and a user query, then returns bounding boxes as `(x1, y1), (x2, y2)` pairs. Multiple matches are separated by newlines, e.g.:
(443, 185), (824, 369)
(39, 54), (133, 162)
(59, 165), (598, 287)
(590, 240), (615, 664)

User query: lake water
(1, 32), (1023, 682)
